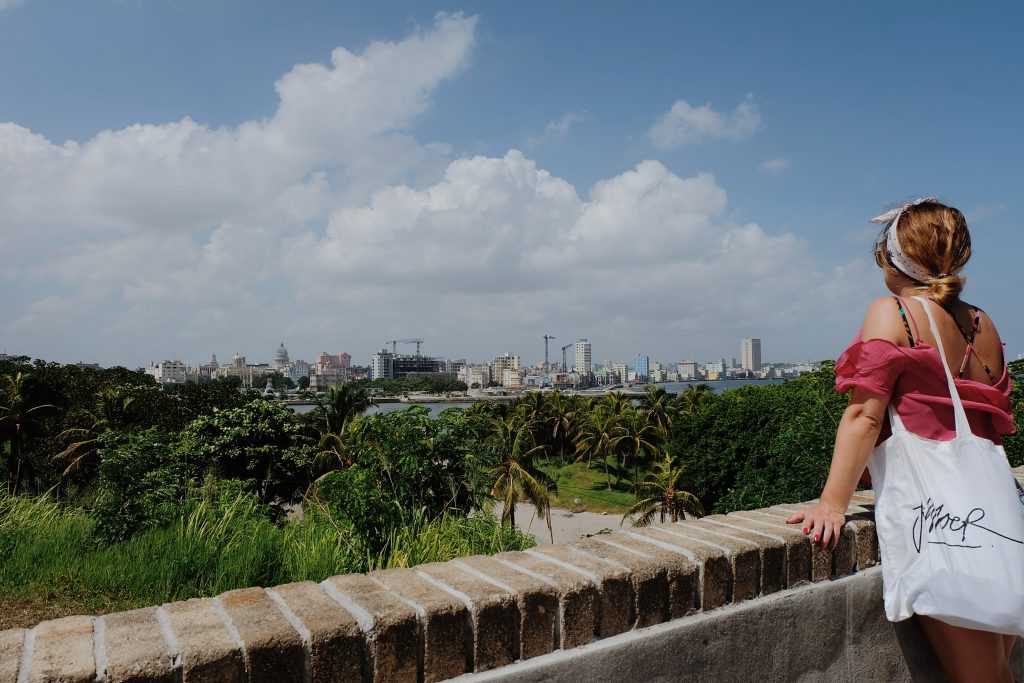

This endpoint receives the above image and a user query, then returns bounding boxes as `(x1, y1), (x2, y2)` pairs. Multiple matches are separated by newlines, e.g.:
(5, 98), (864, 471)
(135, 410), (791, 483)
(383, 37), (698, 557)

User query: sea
(288, 378), (784, 418)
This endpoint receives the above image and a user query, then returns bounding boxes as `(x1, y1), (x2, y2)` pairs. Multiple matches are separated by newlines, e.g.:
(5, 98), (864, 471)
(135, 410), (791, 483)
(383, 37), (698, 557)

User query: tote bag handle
(911, 296), (972, 437)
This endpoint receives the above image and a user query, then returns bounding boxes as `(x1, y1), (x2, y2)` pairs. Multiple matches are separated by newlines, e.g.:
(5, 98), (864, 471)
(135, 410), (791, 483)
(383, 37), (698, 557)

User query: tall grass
(0, 493), (534, 613)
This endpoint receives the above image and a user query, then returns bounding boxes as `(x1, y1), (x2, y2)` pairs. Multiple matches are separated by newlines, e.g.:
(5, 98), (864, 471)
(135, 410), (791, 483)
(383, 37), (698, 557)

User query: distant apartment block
(676, 360), (698, 380)
(491, 353), (520, 381)
(286, 359), (311, 385)
(741, 338), (762, 372)
(634, 354), (649, 381)
(148, 360), (187, 385)
(574, 339), (592, 374)
(371, 349), (393, 380)
(611, 363), (628, 384)
(458, 364), (490, 388)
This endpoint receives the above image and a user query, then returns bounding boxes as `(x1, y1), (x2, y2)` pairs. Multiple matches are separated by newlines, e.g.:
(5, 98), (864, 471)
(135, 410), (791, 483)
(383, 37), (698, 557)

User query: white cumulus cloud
(647, 94), (762, 150)
(758, 156), (791, 174)
(1, 17), (867, 368)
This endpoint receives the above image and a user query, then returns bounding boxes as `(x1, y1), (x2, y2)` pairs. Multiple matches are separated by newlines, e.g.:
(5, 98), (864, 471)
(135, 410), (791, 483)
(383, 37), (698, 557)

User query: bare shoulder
(859, 296), (906, 345)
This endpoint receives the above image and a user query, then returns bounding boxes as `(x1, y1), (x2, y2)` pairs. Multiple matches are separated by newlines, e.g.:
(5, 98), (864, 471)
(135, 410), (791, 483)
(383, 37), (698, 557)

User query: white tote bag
(867, 296), (1024, 635)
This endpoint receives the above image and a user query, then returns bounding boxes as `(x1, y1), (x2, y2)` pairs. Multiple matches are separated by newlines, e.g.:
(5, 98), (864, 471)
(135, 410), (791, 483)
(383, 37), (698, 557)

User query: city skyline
(4, 3), (1023, 368)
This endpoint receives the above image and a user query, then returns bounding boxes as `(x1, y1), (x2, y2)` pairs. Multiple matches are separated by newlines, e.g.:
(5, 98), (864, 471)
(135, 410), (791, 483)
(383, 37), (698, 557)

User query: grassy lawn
(538, 459), (638, 513)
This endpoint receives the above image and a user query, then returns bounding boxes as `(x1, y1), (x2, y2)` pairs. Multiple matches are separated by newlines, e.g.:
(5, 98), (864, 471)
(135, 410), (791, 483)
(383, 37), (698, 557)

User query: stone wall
(2, 467), (1022, 682)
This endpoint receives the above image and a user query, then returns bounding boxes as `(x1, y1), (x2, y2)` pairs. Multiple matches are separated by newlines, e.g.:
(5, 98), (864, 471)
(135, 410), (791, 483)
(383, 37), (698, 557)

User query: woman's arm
(786, 296), (904, 549)
(786, 387), (887, 549)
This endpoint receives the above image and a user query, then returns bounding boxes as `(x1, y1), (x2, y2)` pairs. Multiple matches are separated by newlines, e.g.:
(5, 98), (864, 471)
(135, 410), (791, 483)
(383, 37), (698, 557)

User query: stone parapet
(2, 465), (1022, 682)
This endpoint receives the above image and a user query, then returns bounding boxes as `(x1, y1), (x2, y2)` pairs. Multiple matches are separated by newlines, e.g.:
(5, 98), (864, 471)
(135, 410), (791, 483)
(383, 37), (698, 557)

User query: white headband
(870, 197), (938, 282)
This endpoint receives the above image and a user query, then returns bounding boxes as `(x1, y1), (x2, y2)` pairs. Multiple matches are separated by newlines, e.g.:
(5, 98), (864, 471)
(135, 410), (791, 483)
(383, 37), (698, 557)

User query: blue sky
(2, 1), (1021, 368)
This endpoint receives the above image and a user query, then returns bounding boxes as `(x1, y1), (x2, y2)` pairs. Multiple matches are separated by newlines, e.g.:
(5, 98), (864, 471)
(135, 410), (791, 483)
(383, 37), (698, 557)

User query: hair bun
(925, 272), (965, 308)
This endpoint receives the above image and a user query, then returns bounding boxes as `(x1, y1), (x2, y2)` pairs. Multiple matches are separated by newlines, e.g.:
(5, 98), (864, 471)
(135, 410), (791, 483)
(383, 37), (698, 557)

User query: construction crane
(543, 335), (556, 372)
(561, 343), (573, 373)
(385, 338), (424, 355)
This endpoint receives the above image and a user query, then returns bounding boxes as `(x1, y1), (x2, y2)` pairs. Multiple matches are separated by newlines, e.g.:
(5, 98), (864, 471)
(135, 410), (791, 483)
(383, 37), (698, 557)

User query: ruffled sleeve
(835, 336), (907, 396)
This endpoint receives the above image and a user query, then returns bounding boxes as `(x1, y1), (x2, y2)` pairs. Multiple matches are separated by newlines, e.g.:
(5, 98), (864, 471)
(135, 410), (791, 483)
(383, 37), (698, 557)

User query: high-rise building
(676, 360), (698, 380)
(574, 339), (592, 374)
(633, 354), (650, 381)
(371, 349), (394, 380)
(741, 338), (762, 372)
(491, 353), (520, 379)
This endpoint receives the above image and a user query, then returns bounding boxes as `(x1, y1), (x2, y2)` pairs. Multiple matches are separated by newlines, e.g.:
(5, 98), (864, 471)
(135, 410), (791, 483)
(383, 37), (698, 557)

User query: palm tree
(545, 391), (577, 464)
(312, 384), (374, 480)
(674, 383), (715, 416)
(573, 406), (625, 490)
(515, 392), (551, 457)
(623, 451), (704, 527)
(0, 372), (55, 494)
(53, 387), (136, 478)
(486, 415), (557, 542)
(617, 410), (661, 484)
(638, 384), (677, 435)
(316, 384), (374, 435)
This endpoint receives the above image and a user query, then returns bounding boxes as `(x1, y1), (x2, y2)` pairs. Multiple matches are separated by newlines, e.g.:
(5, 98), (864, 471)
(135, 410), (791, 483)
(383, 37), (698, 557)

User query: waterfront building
(611, 363), (628, 384)
(741, 338), (762, 372)
(285, 359), (311, 385)
(705, 358), (727, 380)
(574, 339), (592, 374)
(634, 354), (650, 381)
(371, 349), (394, 380)
(274, 343), (290, 370)
(501, 367), (525, 388)
(392, 354), (447, 379)
(458, 364), (491, 389)
(491, 354), (521, 382)
(148, 360), (187, 385)
(676, 360), (698, 380)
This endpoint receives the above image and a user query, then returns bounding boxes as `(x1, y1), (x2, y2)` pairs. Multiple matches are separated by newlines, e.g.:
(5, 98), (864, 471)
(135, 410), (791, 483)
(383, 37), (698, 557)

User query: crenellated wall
(2, 467), (1022, 682)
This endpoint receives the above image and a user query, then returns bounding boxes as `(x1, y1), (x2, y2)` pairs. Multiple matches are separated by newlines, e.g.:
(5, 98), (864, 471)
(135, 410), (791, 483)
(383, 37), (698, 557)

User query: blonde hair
(874, 200), (972, 308)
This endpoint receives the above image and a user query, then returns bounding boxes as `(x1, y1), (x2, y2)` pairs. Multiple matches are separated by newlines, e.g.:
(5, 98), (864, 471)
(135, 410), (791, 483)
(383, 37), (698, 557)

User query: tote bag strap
(911, 296), (972, 437)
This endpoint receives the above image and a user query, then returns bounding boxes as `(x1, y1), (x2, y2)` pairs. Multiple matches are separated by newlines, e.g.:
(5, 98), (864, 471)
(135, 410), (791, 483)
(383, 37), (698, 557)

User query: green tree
(484, 415), (556, 541)
(178, 400), (317, 503)
(53, 387), (138, 478)
(638, 384), (677, 435)
(0, 372), (55, 494)
(623, 451), (704, 526)
(574, 406), (625, 490)
(617, 410), (661, 484)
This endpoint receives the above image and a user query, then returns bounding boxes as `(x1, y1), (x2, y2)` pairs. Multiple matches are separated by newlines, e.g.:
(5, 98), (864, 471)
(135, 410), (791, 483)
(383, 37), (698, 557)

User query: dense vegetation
(2, 354), (1021, 621)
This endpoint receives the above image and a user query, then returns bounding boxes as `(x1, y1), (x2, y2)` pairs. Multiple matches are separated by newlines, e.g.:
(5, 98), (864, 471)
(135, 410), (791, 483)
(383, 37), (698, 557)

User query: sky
(2, 1), (1023, 370)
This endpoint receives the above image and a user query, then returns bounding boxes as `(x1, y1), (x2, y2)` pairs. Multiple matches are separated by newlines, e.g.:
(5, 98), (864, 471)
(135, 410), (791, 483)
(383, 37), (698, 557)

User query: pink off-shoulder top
(835, 336), (1015, 446)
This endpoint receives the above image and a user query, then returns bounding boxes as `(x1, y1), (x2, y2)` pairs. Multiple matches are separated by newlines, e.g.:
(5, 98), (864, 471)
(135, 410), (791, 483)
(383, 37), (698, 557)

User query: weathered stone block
(726, 510), (816, 586)
(369, 567), (470, 683)
(525, 544), (632, 638)
(323, 573), (418, 683)
(104, 607), (175, 683)
(0, 628), (25, 683)
(762, 504), (858, 578)
(666, 522), (761, 603)
(270, 581), (364, 683)
(29, 615), (95, 683)
(628, 527), (732, 611)
(492, 550), (599, 650)
(690, 516), (787, 596)
(217, 588), (304, 683)
(453, 555), (558, 661)
(580, 533), (699, 619)
(845, 516), (880, 569)
(570, 537), (669, 628)
(162, 598), (245, 683)
(414, 561), (517, 672)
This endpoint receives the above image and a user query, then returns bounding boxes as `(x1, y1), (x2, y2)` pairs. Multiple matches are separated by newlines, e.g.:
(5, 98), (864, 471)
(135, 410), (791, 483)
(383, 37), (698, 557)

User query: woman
(787, 198), (1018, 682)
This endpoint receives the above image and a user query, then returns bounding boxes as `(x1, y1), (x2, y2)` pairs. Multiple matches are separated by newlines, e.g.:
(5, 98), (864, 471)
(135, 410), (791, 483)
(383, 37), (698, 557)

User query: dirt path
(494, 502), (658, 545)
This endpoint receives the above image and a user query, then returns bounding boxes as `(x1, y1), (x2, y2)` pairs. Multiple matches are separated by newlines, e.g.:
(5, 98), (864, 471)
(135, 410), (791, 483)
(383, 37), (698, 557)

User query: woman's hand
(786, 502), (847, 551)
